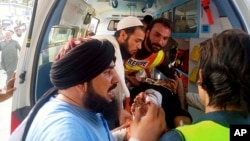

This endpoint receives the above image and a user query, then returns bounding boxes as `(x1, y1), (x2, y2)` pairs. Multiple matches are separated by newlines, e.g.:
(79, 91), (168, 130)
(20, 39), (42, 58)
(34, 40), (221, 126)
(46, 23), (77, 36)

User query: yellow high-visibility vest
(176, 120), (229, 141)
(124, 50), (165, 73)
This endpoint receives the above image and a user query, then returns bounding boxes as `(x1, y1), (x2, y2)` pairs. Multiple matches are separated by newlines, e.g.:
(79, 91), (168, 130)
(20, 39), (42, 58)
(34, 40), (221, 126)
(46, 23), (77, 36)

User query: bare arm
(0, 73), (16, 102)
(0, 90), (13, 102)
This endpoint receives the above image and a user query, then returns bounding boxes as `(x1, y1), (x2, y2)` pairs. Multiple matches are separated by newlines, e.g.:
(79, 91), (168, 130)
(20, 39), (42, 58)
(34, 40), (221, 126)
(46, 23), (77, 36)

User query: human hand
(54, 38), (92, 61)
(0, 73), (16, 102)
(129, 102), (166, 141)
(131, 92), (147, 116)
(111, 119), (130, 133)
(119, 109), (132, 125)
(155, 78), (178, 94)
(174, 115), (192, 127)
(125, 74), (141, 87)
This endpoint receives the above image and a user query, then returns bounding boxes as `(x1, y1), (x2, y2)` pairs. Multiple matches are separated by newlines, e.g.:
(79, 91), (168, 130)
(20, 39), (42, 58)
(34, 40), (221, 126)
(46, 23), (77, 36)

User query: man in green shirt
(0, 30), (21, 83)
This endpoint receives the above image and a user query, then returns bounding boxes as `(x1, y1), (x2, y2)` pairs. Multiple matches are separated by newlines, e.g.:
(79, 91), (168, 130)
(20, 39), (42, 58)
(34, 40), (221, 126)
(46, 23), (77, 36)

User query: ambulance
(10, 0), (250, 135)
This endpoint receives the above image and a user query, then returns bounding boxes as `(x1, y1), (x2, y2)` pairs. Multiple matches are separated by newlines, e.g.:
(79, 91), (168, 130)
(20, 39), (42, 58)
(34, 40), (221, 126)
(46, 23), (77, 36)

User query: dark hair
(114, 26), (145, 38)
(198, 29), (250, 115)
(147, 17), (173, 31)
(142, 15), (153, 25)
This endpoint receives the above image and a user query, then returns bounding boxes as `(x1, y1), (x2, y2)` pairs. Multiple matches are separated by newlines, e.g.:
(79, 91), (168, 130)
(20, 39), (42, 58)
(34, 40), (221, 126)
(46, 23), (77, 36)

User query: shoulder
(159, 129), (184, 141)
(26, 115), (89, 140)
(10, 39), (20, 45)
(10, 39), (18, 43)
(27, 125), (86, 140)
(36, 99), (90, 126)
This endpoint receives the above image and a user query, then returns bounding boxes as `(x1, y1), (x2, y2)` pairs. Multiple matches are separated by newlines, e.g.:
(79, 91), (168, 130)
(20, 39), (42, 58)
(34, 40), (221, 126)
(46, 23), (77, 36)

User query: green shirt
(0, 39), (21, 71)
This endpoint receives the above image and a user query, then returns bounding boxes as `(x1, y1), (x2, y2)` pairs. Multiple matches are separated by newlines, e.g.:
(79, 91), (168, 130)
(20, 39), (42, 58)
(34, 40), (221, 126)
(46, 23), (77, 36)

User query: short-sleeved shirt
(25, 97), (114, 141)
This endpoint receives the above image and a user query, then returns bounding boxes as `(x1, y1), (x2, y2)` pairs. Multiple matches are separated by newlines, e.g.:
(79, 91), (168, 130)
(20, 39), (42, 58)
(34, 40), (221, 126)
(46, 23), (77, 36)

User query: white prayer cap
(117, 16), (143, 31)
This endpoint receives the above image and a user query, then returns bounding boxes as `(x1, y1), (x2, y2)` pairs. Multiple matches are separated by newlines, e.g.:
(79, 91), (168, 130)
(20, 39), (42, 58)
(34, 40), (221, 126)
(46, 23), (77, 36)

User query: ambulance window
(48, 27), (74, 44)
(35, 26), (75, 101)
(162, 10), (172, 20)
(107, 20), (119, 31)
(173, 0), (197, 33)
(39, 27), (74, 65)
(87, 17), (99, 35)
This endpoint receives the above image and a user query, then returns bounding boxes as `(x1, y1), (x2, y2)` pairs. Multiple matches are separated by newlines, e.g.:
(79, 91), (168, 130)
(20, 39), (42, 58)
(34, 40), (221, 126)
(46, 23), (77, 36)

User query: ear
(76, 82), (87, 95)
(197, 69), (203, 84)
(120, 30), (128, 42)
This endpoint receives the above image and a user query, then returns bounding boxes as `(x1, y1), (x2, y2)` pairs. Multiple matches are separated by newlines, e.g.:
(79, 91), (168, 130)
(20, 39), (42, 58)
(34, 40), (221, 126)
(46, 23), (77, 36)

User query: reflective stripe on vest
(176, 120), (229, 141)
(124, 50), (165, 72)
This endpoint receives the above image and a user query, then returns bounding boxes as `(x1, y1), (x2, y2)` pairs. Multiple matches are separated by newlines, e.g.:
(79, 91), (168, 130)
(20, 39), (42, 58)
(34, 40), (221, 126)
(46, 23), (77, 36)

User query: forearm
(0, 93), (12, 102)
(176, 77), (186, 110)
(174, 116), (192, 127)
(177, 89), (186, 110)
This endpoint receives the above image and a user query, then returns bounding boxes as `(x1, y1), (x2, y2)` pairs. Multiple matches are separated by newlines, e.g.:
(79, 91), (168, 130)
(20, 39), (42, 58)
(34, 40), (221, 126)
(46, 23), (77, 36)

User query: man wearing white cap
(93, 16), (145, 127)
(110, 16), (145, 108)
(123, 18), (193, 129)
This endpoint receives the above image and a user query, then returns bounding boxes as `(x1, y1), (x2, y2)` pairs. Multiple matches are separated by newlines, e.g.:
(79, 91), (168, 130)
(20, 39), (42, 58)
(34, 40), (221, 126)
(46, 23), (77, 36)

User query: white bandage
(144, 89), (162, 106)
(129, 137), (140, 141)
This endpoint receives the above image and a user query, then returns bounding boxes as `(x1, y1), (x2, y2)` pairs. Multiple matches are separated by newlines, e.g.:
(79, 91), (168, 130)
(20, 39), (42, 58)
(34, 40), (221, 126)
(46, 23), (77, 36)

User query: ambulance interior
(10, 0), (250, 133)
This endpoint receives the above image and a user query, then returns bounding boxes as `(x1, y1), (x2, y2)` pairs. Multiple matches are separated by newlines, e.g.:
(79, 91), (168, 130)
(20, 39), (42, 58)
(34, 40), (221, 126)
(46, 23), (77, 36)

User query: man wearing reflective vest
(124, 18), (178, 82)
(124, 18), (192, 128)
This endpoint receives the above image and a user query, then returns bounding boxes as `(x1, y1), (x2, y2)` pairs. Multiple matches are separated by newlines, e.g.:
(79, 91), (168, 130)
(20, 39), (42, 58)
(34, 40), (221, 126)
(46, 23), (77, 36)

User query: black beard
(146, 37), (162, 53)
(120, 42), (132, 60)
(83, 82), (119, 121)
